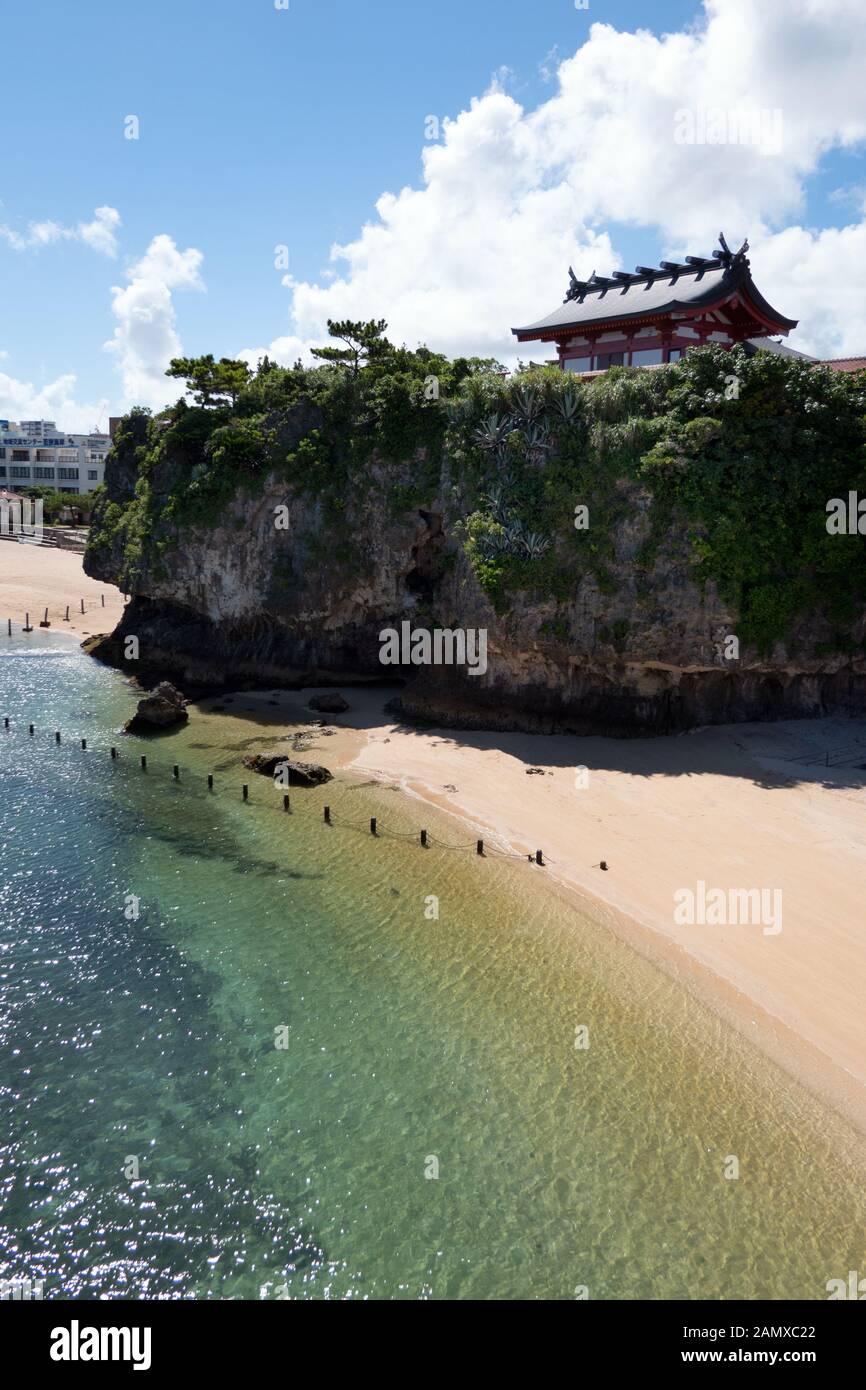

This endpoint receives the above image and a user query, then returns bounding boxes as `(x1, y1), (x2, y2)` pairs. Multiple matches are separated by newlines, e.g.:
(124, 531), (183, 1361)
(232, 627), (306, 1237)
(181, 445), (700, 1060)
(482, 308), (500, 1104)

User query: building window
(0, 466), (6, 477)
(630, 348), (664, 366)
(59, 486), (79, 494)
(58, 467), (79, 480)
(565, 357), (592, 372)
(12, 449), (30, 462)
(34, 467), (55, 479)
(668, 348), (683, 362)
(11, 466), (31, 478)
(0, 448), (5, 459)
(88, 470), (98, 481)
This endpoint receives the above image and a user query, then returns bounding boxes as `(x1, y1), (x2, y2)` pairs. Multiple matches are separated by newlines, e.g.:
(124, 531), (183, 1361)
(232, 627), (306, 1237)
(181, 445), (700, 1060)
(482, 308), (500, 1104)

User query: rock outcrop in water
(124, 681), (189, 733)
(84, 346), (866, 735)
(242, 755), (332, 786)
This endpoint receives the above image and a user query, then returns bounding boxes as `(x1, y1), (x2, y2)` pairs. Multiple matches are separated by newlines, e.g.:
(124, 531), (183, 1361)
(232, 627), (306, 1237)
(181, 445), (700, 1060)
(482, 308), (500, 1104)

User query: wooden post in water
(141, 755), (147, 771)
(207, 774), (214, 790)
(536, 850), (544, 866)
(23, 612), (33, 632)
(6, 619), (10, 636)
(420, 829), (428, 847)
(39, 607), (50, 628)
(111, 747), (117, 759)
(324, 806), (331, 824)
(64, 605), (70, 622)
(29, 724), (34, 736)
(242, 784), (248, 801)
(370, 817), (377, 836)
(101, 594), (105, 607)
(55, 731), (61, 744)
(600, 860), (608, 872)
(4, 717), (9, 728)
(173, 765), (180, 781)
(476, 839), (484, 856)
(80, 599), (85, 615)
(283, 794), (290, 813)
(81, 739), (87, 750)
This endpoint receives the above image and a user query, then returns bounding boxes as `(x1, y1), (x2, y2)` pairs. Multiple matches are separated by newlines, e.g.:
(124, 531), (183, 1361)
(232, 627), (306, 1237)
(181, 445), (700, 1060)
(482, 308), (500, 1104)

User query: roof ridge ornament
(714, 232), (750, 269)
(565, 266), (593, 303)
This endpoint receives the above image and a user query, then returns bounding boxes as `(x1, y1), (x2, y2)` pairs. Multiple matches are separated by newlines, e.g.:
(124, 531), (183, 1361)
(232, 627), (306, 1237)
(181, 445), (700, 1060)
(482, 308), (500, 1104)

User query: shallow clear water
(1, 633), (866, 1300)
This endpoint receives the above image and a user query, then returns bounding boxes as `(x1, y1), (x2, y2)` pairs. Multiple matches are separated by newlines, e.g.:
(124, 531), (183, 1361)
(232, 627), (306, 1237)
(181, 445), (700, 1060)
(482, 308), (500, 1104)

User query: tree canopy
(166, 355), (252, 408)
(310, 319), (391, 374)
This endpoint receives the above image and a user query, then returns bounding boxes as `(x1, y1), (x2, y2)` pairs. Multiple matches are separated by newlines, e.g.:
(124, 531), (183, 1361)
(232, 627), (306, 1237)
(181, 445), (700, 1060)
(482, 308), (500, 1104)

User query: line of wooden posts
(7, 594), (108, 634)
(3, 719), (546, 866)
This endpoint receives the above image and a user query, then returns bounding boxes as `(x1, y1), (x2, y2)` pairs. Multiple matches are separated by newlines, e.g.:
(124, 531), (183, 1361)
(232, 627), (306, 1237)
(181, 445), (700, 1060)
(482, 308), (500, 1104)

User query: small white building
(0, 418), (111, 495)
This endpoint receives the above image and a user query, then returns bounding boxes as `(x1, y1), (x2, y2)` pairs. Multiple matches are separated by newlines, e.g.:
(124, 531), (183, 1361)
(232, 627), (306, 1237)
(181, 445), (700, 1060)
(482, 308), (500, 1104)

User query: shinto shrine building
(512, 234), (803, 374)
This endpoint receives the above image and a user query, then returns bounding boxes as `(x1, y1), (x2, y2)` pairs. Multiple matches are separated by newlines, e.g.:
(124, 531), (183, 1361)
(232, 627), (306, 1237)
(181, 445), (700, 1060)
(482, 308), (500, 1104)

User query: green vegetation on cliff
(88, 329), (866, 655)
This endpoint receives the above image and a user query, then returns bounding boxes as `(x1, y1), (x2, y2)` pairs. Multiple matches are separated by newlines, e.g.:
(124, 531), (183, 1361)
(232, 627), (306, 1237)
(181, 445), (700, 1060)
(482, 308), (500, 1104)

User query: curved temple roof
(513, 236), (797, 342)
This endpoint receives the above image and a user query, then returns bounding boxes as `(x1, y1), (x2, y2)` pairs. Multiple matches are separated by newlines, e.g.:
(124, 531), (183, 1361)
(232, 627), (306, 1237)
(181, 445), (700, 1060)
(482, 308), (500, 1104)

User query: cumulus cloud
(244, 0), (866, 367)
(104, 235), (205, 408)
(0, 205), (121, 257)
(0, 369), (109, 434)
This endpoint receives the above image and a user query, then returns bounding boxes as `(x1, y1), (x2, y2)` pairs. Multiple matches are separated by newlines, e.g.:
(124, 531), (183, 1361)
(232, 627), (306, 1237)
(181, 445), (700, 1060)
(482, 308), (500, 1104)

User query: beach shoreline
(0, 540), (125, 638)
(7, 550), (866, 1138)
(212, 684), (866, 1138)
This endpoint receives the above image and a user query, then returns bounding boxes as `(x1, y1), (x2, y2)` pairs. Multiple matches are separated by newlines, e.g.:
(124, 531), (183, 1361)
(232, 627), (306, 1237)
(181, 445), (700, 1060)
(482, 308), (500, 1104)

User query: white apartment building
(0, 418), (111, 495)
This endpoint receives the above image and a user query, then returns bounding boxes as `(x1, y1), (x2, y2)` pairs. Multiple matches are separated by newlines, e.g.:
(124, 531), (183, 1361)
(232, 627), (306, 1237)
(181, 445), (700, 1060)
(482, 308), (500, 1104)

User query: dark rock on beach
(124, 681), (189, 734)
(242, 754), (333, 786)
(308, 693), (350, 714)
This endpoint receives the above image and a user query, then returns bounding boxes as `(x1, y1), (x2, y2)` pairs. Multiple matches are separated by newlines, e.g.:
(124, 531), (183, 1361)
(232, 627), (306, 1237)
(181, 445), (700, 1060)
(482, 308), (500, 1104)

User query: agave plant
(478, 529), (510, 561)
(522, 422), (553, 465)
(550, 387), (581, 424)
(473, 413), (512, 452)
(521, 531), (551, 560)
(482, 483), (511, 524)
(504, 520), (528, 552)
(511, 382), (544, 423)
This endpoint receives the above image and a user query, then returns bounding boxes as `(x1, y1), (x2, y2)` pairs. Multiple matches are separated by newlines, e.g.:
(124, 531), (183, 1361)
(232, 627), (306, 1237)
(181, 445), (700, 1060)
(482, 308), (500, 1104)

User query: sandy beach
(6, 550), (866, 1135)
(0, 539), (124, 638)
(219, 683), (866, 1135)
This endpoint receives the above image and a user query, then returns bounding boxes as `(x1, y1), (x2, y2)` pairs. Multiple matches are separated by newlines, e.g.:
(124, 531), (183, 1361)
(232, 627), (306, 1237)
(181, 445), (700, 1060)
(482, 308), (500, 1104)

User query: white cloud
(246, 0), (866, 366)
(78, 206), (122, 257)
(756, 221), (866, 357)
(0, 205), (121, 257)
(0, 369), (109, 433)
(104, 235), (205, 409)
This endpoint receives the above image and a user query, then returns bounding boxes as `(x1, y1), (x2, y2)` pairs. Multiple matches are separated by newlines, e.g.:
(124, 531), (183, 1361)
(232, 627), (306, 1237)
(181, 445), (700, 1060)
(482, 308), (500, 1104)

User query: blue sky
(1, 0), (865, 427)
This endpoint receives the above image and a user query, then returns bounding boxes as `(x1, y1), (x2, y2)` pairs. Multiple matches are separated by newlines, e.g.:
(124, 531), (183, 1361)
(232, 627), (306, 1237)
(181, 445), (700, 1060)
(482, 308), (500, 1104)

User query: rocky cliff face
(84, 405), (866, 735)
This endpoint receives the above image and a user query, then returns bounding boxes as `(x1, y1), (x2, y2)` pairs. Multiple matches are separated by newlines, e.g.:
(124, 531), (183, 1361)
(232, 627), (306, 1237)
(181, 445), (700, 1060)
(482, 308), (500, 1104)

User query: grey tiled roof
(513, 242), (797, 340)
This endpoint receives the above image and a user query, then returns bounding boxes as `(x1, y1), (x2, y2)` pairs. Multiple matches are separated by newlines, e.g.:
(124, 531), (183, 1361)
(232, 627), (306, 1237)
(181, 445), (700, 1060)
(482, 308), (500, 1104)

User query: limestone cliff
(84, 348), (866, 734)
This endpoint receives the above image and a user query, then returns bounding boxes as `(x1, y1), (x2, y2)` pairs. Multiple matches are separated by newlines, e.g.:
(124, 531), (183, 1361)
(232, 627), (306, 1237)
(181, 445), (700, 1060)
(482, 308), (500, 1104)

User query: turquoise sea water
(2, 632), (866, 1301)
